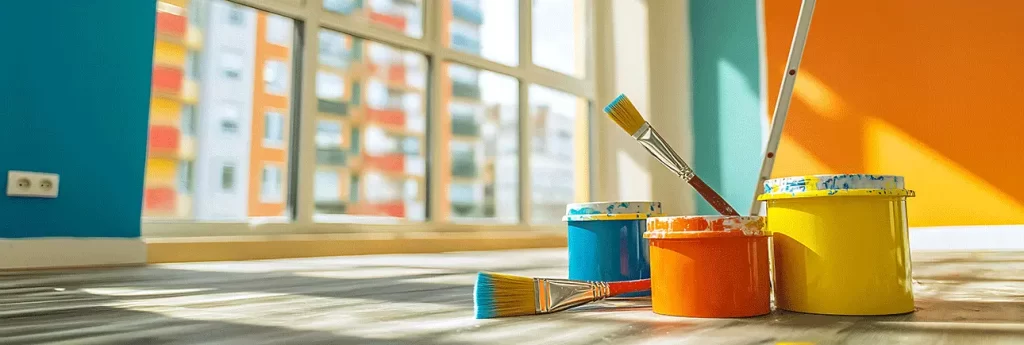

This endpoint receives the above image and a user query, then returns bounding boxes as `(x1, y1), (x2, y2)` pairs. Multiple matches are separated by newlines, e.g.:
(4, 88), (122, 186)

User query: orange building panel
(249, 12), (292, 217)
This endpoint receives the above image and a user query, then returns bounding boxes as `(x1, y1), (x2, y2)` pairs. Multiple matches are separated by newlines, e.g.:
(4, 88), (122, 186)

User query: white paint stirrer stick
(749, 0), (817, 216)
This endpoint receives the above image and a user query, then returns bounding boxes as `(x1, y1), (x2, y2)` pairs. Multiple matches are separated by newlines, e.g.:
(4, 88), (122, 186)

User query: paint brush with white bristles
(604, 94), (739, 216)
(473, 272), (651, 319)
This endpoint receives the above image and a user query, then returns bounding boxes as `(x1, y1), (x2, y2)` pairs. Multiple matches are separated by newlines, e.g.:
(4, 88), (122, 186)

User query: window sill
(143, 221), (563, 237)
(146, 229), (567, 263)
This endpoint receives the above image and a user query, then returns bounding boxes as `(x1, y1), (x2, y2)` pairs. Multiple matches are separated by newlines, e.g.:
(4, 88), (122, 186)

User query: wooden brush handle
(608, 279), (652, 296)
(689, 176), (740, 216)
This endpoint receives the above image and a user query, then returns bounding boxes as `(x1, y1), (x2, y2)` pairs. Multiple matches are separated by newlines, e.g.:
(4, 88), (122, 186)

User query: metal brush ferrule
(534, 279), (610, 314)
(632, 122), (695, 181)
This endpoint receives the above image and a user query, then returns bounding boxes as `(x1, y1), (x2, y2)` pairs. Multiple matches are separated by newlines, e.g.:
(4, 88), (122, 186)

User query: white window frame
(144, 0), (598, 237)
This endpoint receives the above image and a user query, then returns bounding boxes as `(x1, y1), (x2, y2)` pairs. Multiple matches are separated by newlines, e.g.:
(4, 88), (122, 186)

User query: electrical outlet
(6, 171), (60, 198)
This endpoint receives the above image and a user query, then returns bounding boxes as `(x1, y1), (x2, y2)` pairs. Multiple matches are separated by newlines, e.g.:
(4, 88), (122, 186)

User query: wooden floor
(1, 249), (1022, 345)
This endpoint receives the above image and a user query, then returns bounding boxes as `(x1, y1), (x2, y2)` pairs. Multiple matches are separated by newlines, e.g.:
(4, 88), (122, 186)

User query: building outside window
(144, 0), (592, 231)
(264, 60), (288, 95)
(221, 52), (243, 80)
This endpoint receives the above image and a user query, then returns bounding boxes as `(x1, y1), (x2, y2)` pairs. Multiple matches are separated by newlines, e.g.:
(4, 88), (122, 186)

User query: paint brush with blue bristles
(604, 94), (739, 216)
(473, 272), (650, 319)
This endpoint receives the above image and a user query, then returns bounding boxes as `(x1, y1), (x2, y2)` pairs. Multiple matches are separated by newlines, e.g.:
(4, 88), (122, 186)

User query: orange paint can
(645, 216), (771, 318)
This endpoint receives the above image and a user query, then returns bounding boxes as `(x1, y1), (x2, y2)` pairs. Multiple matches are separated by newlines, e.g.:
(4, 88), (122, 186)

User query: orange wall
(248, 13), (292, 217)
(765, 0), (1024, 227)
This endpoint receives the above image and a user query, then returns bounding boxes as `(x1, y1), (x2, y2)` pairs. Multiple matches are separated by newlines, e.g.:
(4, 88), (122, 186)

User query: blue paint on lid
(563, 201), (663, 221)
(764, 174), (907, 195)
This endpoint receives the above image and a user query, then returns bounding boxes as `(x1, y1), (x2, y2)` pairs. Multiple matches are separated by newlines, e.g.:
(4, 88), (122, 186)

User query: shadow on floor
(0, 304), (477, 345)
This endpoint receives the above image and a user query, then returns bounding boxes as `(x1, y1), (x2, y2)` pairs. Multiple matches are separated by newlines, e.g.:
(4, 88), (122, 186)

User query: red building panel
(365, 109), (406, 127)
(350, 202), (405, 218)
(387, 65), (406, 84)
(362, 153), (405, 172)
(144, 187), (176, 212)
(149, 125), (181, 153)
(152, 66), (184, 93)
(369, 12), (407, 31)
(156, 12), (187, 38)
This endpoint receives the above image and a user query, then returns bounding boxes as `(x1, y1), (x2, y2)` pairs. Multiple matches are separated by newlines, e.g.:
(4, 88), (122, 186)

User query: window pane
(221, 163), (236, 191)
(144, 1), (297, 221)
(532, 0), (586, 77)
(260, 165), (283, 203)
(263, 111), (285, 147)
(529, 85), (588, 223)
(444, 0), (518, 66)
(263, 60), (289, 95)
(314, 29), (428, 222)
(324, 0), (424, 39)
(443, 63), (518, 223)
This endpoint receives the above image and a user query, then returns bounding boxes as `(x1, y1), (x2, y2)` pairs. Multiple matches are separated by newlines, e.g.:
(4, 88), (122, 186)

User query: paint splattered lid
(644, 216), (767, 239)
(759, 174), (915, 200)
(563, 201), (663, 221)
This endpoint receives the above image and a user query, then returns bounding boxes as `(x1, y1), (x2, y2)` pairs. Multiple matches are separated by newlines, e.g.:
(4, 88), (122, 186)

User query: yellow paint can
(759, 174), (916, 315)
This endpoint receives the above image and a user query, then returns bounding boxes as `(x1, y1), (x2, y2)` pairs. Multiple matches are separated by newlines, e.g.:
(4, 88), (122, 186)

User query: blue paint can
(563, 201), (663, 297)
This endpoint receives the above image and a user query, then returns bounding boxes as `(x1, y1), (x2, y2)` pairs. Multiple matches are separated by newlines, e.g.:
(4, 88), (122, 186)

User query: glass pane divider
(228, 0), (308, 20)
(518, 0), (533, 224)
(524, 65), (594, 100)
(439, 49), (523, 81)
(294, 2), (323, 226)
(421, 0), (441, 51)
(318, 12), (433, 56)
(426, 0), (446, 222)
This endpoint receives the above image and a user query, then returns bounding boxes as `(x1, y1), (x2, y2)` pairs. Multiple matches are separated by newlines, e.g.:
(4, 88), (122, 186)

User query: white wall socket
(7, 171), (60, 198)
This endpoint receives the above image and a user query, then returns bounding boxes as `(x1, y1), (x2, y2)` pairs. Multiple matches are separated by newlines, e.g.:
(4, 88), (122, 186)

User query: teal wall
(689, 0), (763, 215)
(0, 2), (156, 238)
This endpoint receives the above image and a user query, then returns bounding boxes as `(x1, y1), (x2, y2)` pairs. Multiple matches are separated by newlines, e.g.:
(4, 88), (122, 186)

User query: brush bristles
(473, 272), (538, 319)
(603, 94), (646, 135)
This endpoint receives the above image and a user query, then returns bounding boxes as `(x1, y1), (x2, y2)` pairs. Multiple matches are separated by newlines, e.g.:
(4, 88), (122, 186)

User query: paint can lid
(562, 201), (663, 221)
(644, 216), (767, 239)
(758, 174), (915, 200)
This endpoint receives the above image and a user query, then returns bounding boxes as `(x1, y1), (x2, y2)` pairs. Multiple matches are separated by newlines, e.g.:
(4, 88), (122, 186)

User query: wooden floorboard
(0, 249), (1022, 344)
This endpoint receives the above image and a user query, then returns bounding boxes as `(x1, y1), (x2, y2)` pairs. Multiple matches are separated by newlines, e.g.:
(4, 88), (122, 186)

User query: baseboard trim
(147, 231), (568, 263)
(0, 238), (146, 270)
(910, 225), (1024, 251)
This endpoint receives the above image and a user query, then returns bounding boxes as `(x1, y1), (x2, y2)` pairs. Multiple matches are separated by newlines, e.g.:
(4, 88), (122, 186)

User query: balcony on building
(317, 148), (349, 167)
(324, 0), (362, 15)
(452, 153), (478, 178)
(451, 79), (482, 100)
(452, 0), (483, 26)
(318, 99), (350, 116)
(451, 112), (480, 137)
(155, 8), (187, 41)
(152, 66), (184, 96)
(148, 125), (181, 156)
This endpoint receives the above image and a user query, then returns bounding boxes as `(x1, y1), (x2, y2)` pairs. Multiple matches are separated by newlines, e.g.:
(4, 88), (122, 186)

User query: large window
(445, 63), (519, 223)
(313, 29), (428, 222)
(145, 0), (594, 233)
(145, 0), (296, 220)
